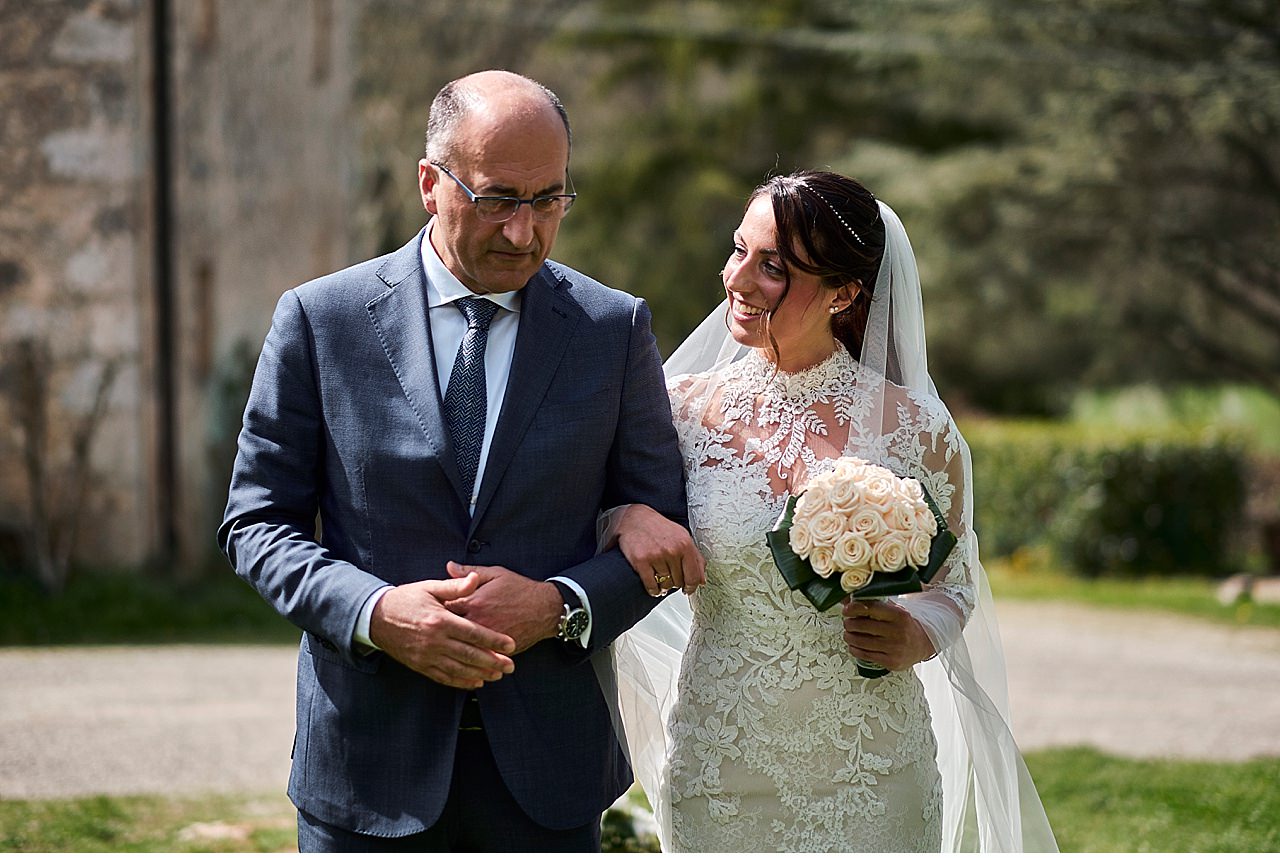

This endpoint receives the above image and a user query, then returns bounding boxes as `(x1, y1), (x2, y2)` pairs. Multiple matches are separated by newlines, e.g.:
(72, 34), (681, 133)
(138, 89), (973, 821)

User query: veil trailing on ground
(599, 200), (1057, 852)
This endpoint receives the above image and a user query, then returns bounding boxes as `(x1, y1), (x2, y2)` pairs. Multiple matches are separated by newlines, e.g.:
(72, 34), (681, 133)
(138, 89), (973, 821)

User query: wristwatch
(557, 601), (590, 644)
(551, 579), (589, 644)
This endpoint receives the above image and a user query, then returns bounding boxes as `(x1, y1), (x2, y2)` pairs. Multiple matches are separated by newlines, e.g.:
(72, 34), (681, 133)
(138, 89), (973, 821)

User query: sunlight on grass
(987, 556), (1280, 629)
(1026, 748), (1280, 852)
(0, 793), (295, 852)
(4, 752), (1277, 852)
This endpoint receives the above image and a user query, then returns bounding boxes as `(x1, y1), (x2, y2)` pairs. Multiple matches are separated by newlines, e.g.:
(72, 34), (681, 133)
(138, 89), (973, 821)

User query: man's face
(420, 105), (571, 295)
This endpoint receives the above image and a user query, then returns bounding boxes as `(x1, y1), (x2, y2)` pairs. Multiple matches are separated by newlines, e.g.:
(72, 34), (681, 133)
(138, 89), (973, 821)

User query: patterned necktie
(444, 296), (500, 505)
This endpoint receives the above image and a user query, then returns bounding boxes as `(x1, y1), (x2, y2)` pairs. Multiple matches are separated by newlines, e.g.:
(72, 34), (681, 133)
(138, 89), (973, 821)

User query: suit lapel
(470, 267), (581, 530)
(366, 228), (467, 503)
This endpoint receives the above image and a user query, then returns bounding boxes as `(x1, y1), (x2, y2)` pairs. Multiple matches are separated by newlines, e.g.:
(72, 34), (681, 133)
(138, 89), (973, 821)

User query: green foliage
(350, 1), (1278, 410)
(0, 569), (296, 646)
(1026, 748), (1280, 853)
(967, 420), (1247, 576)
(1059, 441), (1245, 575)
(1071, 385), (1280, 456)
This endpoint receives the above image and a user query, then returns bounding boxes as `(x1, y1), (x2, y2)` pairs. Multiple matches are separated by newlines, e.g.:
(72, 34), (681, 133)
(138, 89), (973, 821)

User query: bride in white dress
(599, 171), (1057, 852)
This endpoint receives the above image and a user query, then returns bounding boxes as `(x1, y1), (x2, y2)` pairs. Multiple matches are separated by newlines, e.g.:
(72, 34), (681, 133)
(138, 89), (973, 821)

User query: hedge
(964, 421), (1247, 577)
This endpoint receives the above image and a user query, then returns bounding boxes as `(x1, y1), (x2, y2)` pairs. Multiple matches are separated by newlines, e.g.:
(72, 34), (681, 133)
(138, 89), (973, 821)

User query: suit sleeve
(217, 290), (388, 665)
(556, 297), (689, 654)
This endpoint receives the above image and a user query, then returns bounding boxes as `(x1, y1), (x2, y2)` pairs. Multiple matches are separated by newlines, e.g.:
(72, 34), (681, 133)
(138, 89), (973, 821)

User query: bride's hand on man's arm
(841, 598), (937, 672)
(608, 503), (706, 596)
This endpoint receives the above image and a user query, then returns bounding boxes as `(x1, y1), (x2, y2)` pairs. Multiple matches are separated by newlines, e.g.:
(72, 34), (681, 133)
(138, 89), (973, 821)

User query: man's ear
(419, 160), (439, 215)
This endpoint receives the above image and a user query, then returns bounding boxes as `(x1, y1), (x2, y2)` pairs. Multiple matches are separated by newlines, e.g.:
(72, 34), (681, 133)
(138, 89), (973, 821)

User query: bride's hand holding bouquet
(767, 457), (956, 678)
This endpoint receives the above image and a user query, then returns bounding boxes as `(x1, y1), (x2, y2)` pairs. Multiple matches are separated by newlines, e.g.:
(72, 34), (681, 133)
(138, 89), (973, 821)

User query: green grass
(1026, 748), (1280, 852)
(987, 558), (1280, 630)
(2, 751), (1275, 852)
(0, 569), (297, 646)
(0, 793), (296, 852)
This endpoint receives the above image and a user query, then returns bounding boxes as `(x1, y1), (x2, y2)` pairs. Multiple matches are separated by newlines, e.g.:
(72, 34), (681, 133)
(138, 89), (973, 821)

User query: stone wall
(0, 0), (153, 571)
(0, 0), (356, 574)
(166, 0), (356, 569)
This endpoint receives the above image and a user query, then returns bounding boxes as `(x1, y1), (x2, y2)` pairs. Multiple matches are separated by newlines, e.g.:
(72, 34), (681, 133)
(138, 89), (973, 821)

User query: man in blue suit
(219, 70), (695, 851)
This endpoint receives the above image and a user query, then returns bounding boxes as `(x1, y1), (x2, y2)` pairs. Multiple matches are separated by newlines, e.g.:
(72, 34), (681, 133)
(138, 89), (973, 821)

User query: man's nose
(501, 203), (536, 247)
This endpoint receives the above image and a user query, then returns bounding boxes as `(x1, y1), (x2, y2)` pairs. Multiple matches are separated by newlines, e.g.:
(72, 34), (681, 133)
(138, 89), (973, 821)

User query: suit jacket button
(467, 539), (482, 554)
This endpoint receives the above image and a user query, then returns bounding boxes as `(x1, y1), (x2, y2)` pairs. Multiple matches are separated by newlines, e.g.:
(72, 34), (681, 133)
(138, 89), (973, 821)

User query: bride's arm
(597, 372), (708, 596)
(842, 398), (974, 671)
(892, 415), (977, 660)
(599, 504), (706, 596)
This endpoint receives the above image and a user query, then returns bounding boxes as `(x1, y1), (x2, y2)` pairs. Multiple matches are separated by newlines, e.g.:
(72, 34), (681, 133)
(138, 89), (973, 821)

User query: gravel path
(2, 602), (1278, 799)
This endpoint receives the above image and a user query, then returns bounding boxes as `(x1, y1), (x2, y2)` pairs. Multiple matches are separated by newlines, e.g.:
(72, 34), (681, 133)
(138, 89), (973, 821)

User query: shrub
(965, 421), (1247, 577)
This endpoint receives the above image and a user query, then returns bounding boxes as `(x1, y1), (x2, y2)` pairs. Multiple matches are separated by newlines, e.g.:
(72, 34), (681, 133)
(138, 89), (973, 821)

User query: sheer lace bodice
(664, 345), (974, 852)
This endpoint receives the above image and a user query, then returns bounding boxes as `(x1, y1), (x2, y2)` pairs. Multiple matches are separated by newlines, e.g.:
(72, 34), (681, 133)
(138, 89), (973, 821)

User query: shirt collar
(421, 218), (523, 313)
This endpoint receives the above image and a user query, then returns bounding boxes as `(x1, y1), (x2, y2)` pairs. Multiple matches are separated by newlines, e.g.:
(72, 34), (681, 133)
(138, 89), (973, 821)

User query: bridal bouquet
(767, 457), (957, 678)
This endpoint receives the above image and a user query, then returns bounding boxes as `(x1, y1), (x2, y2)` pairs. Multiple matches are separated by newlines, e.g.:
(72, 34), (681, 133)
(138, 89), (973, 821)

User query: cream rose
(827, 475), (864, 513)
(908, 532), (931, 568)
(789, 518), (814, 557)
(809, 544), (836, 578)
(808, 510), (845, 546)
(841, 567), (873, 592)
(914, 505), (938, 537)
(883, 501), (916, 533)
(862, 482), (896, 513)
(850, 508), (887, 541)
(796, 482), (832, 517)
(898, 477), (926, 504)
(834, 531), (872, 570)
(872, 534), (910, 572)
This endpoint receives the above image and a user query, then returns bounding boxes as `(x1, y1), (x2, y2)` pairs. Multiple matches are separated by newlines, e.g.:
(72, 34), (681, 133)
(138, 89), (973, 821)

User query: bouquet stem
(855, 657), (890, 679)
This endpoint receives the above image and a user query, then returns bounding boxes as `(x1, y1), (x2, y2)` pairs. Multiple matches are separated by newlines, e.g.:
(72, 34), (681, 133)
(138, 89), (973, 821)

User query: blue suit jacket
(218, 229), (686, 835)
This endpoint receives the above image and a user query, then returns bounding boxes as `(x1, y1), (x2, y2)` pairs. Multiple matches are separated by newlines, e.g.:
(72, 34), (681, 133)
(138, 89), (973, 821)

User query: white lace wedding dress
(663, 343), (974, 852)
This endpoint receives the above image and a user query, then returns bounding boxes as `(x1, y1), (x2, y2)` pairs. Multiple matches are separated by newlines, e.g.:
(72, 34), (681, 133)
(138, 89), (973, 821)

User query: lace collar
(706, 343), (863, 483)
(733, 342), (859, 404)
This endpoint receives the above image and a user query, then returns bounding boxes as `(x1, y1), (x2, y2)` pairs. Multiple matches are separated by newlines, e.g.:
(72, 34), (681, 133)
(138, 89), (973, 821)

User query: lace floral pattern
(664, 345), (973, 852)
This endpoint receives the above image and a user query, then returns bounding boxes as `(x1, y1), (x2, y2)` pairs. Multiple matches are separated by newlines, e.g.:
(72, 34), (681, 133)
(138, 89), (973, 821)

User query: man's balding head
(425, 70), (571, 166)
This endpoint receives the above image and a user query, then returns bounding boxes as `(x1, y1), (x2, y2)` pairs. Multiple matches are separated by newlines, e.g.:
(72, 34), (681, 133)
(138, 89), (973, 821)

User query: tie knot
(455, 296), (499, 331)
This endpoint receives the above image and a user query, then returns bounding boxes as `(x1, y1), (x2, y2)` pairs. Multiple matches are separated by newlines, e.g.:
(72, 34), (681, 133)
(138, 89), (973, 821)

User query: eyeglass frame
(430, 162), (577, 223)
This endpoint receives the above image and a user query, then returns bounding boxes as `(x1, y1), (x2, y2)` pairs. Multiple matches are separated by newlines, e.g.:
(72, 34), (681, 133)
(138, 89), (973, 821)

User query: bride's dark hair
(750, 170), (886, 364)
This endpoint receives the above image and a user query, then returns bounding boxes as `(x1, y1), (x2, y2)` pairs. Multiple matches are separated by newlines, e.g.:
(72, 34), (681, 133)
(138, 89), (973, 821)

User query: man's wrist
(547, 576), (593, 647)
(355, 585), (394, 652)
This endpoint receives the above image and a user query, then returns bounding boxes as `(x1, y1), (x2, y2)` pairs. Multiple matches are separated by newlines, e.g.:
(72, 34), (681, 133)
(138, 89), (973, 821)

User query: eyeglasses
(432, 162), (576, 223)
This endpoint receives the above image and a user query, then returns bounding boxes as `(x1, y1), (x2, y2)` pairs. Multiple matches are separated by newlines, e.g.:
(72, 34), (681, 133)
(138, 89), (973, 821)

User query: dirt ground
(2, 601), (1278, 799)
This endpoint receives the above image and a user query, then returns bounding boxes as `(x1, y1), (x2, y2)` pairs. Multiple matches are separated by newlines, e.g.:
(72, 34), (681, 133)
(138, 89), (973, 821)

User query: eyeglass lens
(475, 197), (573, 222)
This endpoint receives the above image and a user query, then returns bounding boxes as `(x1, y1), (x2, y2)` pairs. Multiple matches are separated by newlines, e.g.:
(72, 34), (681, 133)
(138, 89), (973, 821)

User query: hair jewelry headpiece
(805, 184), (868, 247)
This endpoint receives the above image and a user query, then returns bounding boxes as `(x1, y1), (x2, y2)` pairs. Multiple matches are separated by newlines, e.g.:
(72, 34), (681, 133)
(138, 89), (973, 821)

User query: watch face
(562, 607), (589, 640)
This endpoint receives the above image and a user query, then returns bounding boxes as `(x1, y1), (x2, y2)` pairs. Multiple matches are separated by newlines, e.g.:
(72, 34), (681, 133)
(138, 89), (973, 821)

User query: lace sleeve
(887, 390), (976, 654)
(922, 416), (977, 622)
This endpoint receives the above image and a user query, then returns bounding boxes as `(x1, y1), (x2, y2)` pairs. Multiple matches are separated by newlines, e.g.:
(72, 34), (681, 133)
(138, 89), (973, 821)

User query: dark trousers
(296, 727), (602, 852)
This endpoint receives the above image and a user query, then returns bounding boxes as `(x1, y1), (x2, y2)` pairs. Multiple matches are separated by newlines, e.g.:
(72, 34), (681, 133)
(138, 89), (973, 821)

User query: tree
(549, 0), (1279, 408)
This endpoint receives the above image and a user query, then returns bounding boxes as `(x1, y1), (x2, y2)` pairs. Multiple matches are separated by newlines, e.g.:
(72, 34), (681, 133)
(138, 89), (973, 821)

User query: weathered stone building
(1, 0), (358, 576)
